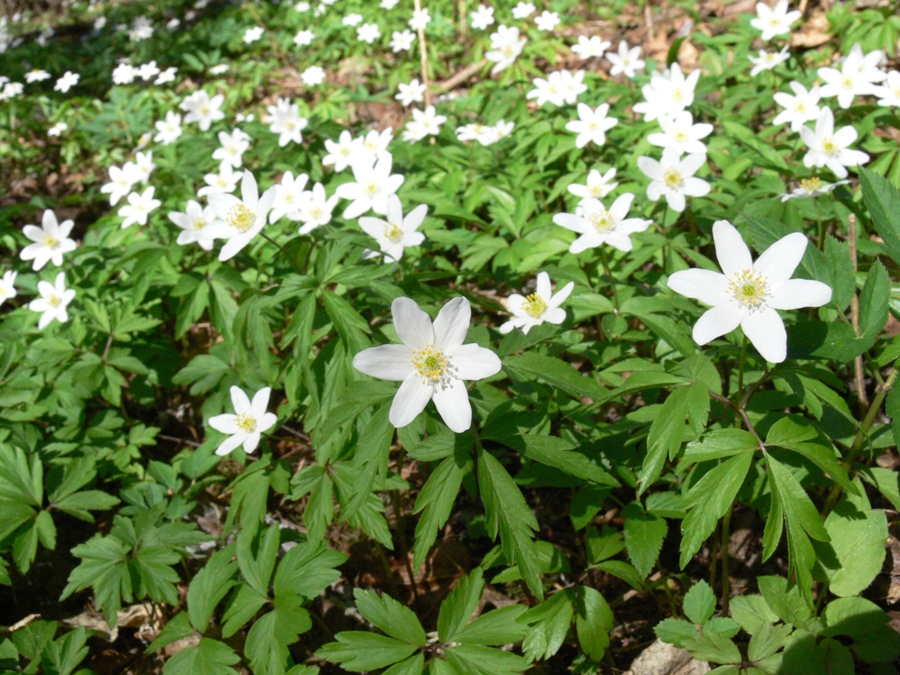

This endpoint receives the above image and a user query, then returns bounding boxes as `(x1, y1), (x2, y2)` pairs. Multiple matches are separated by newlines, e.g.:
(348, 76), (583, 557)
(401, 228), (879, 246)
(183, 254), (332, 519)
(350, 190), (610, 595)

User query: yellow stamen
(41, 234), (59, 248)
(235, 412), (257, 432)
(729, 269), (769, 308)
(227, 204), (255, 232)
(664, 168), (683, 188)
(413, 345), (450, 384)
(523, 293), (547, 318)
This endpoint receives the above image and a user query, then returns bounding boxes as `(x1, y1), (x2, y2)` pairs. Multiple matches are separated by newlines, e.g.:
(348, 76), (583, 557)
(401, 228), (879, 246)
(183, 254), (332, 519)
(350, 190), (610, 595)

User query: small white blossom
(29, 272), (76, 330)
(500, 271), (574, 335)
(208, 387), (278, 456)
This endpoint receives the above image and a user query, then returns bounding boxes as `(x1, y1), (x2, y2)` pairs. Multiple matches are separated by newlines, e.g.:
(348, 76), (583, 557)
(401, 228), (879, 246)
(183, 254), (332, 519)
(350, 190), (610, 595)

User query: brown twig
(848, 213), (869, 411)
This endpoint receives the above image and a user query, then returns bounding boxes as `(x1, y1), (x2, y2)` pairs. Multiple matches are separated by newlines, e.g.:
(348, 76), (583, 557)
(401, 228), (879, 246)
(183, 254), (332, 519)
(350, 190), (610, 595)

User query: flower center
(663, 168), (683, 188)
(588, 205), (616, 233)
(840, 75), (853, 89)
(227, 204), (255, 232)
(675, 130), (688, 143)
(800, 177), (822, 193)
(235, 412), (257, 432)
(729, 269), (769, 309)
(383, 222), (403, 243)
(42, 234), (59, 248)
(192, 217), (207, 229)
(671, 87), (684, 102)
(47, 293), (61, 307)
(413, 345), (451, 385)
(523, 293), (547, 318)
(364, 180), (380, 197)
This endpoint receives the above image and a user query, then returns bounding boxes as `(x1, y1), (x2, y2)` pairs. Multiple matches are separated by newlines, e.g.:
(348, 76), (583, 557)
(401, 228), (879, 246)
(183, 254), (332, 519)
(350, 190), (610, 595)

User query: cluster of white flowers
(266, 98), (309, 146)
(112, 60), (178, 86)
(527, 69), (587, 108)
(455, 120), (514, 146)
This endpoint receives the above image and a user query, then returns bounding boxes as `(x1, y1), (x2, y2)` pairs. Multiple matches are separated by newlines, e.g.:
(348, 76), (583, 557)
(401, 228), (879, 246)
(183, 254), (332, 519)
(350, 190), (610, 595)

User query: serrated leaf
(147, 612), (194, 653)
(438, 568), (484, 643)
(683, 580), (716, 625)
(679, 451), (753, 569)
(859, 261), (890, 339)
(520, 589), (576, 661)
(443, 643), (529, 675)
(655, 618), (697, 648)
(824, 235), (855, 312)
(683, 429), (760, 463)
(519, 434), (618, 486)
(622, 502), (667, 579)
(860, 167), (900, 266)
(413, 454), (468, 568)
(503, 352), (606, 401)
(245, 603), (312, 675)
(575, 586), (613, 661)
(640, 383), (705, 494)
(187, 547), (238, 633)
(316, 632), (418, 672)
(757, 576), (816, 631)
(729, 595), (779, 635)
(354, 589), (426, 646)
(162, 638), (240, 675)
(765, 416), (856, 494)
(814, 501), (888, 597)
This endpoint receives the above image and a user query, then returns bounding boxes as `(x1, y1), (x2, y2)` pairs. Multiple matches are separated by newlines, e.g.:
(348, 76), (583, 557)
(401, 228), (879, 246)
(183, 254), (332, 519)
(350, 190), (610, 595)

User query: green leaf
(520, 589), (576, 661)
(274, 541), (347, 601)
(859, 260), (890, 339)
(813, 500), (888, 597)
(655, 618), (697, 648)
(443, 644), (529, 675)
(622, 501), (667, 579)
(43, 626), (90, 675)
(746, 622), (792, 663)
(503, 352), (606, 401)
(162, 638), (240, 675)
(412, 453), (468, 568)
(765, 417), (856, 494)
(245, 603), (312, 675)
(61, 534), (130, 628)
(683, 429), (760, 463)
(453, 604), (528, 645)
(187, 547), (238, 633)
(317, 632), (419, 672)
(478, 449), (543, 599)
(322, 290), (370, 353)
(679, 451), (753, 569)
(438, 568), (484, 643)
(518, 434), (618, 486)
(640, 383), (707, 494)
(824, 235), (855, 312)
(575, 586), (613, 661)
(859, 167), (900, 267)
(729, 595), (779, 635)
(683, 580), (716, 625)
(147, 612), (194, 653)
(354, 589), (426, 647)
(682, 628), (742, 664)
(382, 654), (425, 675)
(822, 596), (900, 663)
(757, 576), (817, 632)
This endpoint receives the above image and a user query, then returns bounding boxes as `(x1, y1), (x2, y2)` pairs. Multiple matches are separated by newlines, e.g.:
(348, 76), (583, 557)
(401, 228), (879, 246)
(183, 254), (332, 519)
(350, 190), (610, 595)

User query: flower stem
(599, 247), (620, 313)
(737, 335), (748, 403)
(259, 231), (303, 275)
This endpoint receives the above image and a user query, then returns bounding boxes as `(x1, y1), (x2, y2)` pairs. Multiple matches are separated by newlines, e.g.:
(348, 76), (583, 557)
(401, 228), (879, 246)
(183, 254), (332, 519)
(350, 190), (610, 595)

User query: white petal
(208, 413), (240, 434)
(768, 279), (832, 310)
(713, 220), (752, 277)
(450, 343), (502, 380)
(741, 307), (787, 363)
(242, 431), (262, 454)
(667, 269), (731, 306)
(535, 272), (551, 298)
(543, 307), (567, 324)
(550, 281), (575, 307)
(392, 297), (434, 349)
(353, 344), (415, 380)
(434, 297), (471, 350)
(251, 387), (272, 418)
(230, 386), (252, 414)
(215, 433), (245, 456)
(390, 375), (433, 428)
(432, 379), (472, 433)
(257, 412), (278, 433)
(753, 232), (807, 285)
(692, 303), (743, 345)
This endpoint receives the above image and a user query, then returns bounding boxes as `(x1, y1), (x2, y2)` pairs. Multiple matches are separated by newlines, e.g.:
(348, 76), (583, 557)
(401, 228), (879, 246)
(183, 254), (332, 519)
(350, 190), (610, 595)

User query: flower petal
(434, 297), (471, 350)
(390, 375), (433, 428)
(209, 413), (240, 434)
(741, 307), (787, 363)
(251, 387), (272, 418)
(768, 279), (832, 310)
(353, 344), (415, 380)
(667, 269), (731, 306)
(215, 433), (246, 456)
(257, 412), (278, 433)
(450, 343), (502, 380)
(432, 379), (472, 433)
(692, 303), (743, 345)
(242, 431), (262, 454)
(713, 220), (752, 278)
(230, 386), (252, 414)
(392, 297), (434, 349)
(753, 232), (807, 285)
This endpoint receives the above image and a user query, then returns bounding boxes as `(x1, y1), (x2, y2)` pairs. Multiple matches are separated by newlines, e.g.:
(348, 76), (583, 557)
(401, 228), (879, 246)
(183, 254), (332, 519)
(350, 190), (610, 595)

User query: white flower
(873, 70), (900, 107)
(512, 2), (535, 19)
(128, 16), (153, 41)
(778, 176), (849, 202)
(29, 272), (76, 330)
(301, 65), (326, 86)
(243, 26), (264, 43)
(799, 107), (869, 179)
(568, 167), (618, 200)
(390, 29), (416, 52)
(169, 200), (224, 250)
(360, 129), (393, 160)
(456, 123), (499, 146)
(470, 4), (495, 30)
(112, 62), (137, 84)
(180, 90), (225, 131)
(772, 81), (821, 131)
(323, 130), (364, 172)
(138, 60), (160, 81)
(527, 70), (571, 107)
(409, 8), (430, 31)
(25, 69), (50, 83)
(396, 78), (426, 106)
(48, 122), (67, 137)
(336, 154), (405, 218)
(294, 29), (315, 46)
(295, 1), (311, 11)
(359, 195), (427, 262)
(566, 103), (617, 148)
(101, 163), (143, 206)
(269, 171), (310, 223)
(633, 64), (699, 121)
(267, 98), (308, 145)
(353, 297), (502, 432)
(118, 187), (161, 228)
(209, 63), (229, 75)
(667, 220), (832, 363)
(357, 23), (380, 44)
(208, 386), (278, 456)
(54, 71), (79, 93)
(155, 67), (178, 85)
(553, 194), (651, 253)
(493, 120), (515, 140)
(208, 171), (276, 261)
(534, 10), (560, 31)
(748, 46), (790, 77)
(212, 128), (251, 169)
(750, 0), (801, 41)
(343, 13), (363, 26)
(401, 105), (447, 142)
(381, 0), (399, 8)
(606, 40), (644, 78)
(198, 163), (241, 197)
(818, 44), (886, 109)
(572, 35), (609, 59)
(500, 272), (574, 335)
(134, 151), (155, 184)
(20, 210), (77, 270)
(154, 111), (183, 145)
(296, 182), (339, 234)
(647, 110), (713, 156)
(485, 25), (526, 74)
(0, 270), (16, 308)
(637, 148), (710, 212)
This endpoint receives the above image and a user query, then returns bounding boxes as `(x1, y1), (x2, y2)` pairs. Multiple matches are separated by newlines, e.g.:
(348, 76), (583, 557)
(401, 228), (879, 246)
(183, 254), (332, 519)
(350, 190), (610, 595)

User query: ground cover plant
(1, 0), (900, 672)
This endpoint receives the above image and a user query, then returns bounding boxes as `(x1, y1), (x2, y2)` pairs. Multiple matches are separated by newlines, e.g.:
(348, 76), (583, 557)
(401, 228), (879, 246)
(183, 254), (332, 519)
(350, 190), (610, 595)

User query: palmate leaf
(575, 586), (614, 662)
(245, 600), (312, 675)
(443, 644), (529, 675)
(520, 588), (576, 661)
(859, 167), (900, 267)
(478, 449), (543, 599)
(813, 499), (888, 598)
(354, 589), (425, 647)
(622, 501), (667, 579)
(412, 450), (470, 568)
(187, 546), (238, 633)
(317, 633), (419, 672)
(162, 638), (240, 675)
(438, 568), (485, 644)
